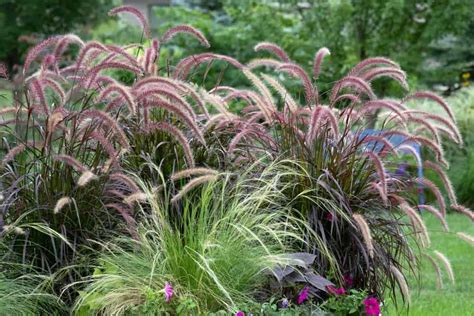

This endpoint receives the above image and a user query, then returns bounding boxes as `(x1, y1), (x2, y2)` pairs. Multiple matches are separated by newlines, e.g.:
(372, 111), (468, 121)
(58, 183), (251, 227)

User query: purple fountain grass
(403, 91), (456, 123)
(261, 73), (298, 113)
(450, 204), (474, 222)
(54, 154), (88, 173)
(145, 122), (195, 167)
(418, 205), (449, 231)
(74, 41), (109, 70)
(433, 251), (455, 285)
(97, 83), (136, 113)
(2, 144), (28, 167)
(109, 173), (140, 193)
(29, 77), (50, 115)
(361, 67), (408, 90)
(424, 161), (457, 205)
(80, 110), (130, 149)
(278, 62), (316, 106)
(356, 100), (407, 124)
(313, 47), (331, 80)
(174, 53), (244, 80)
(457, 232), (474, 247)
(330, 76), (376, 103)
(349, 57), (400, 77)
(247, 58), (283, 70)
(404, 115), (441, 144)
(399, 203), (430, 248)
(352, 213), (374, 258)
(424, 253), (444, 289)
(23, 36), (61, 76)
(83, 61), (142, 88)
(105, 203), (138, 239)
(161, 25), (210, 48)
(363, 151), (387, 197)
(105, 44), (143, 70)
(254, 42), (290, 62)
(143, 98), (205, 144)
(53, 34), (84, 61)
(88, 131), (120, 162)
(41, 77), (66, 104)
(171, 167), (219, 181)
(416, 177), (447, 217)
(108, 5), (150, 39)
(136, 87), (196, 120)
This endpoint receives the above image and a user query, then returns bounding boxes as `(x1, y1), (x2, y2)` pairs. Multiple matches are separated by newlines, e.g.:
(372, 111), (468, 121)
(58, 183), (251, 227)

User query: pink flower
(235, 312), (245, 316)
(164, 282), (173, 303)
(297, 286), (310, 304)
(363, 297), (381, 316)
(326, 285), (345, 295)
(335, 287), (346, 295)
(343, 274), (354, 287)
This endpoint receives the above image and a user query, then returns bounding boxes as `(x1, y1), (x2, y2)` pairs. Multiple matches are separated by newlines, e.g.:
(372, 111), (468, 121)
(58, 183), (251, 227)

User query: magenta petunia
(363, 297), (381, 316)
(235, 311), (245, 316)
(335, 287), (346, 295)
(164, 282), (173, 303)
(297, 286), (310, 304)
(326, 285), (346, 295)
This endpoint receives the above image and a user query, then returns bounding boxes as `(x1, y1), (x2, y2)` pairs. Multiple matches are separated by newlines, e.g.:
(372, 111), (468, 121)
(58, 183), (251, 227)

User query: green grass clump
(74, 170), (308, 314)
(0, 273), (64, 315)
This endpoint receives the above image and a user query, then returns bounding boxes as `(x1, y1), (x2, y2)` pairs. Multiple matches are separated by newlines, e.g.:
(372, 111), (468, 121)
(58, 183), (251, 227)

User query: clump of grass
(73, 166), (308, 314)
(0, 5), (213, 298)
(0, 273), (64, 315)
(194, 42), (468, 305)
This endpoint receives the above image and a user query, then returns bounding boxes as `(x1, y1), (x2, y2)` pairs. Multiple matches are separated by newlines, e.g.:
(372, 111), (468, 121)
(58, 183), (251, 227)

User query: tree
(0, 0), (113, 72)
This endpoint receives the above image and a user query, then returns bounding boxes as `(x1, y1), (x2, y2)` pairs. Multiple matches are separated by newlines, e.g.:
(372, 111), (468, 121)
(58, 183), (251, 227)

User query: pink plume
(29, 78), (50, 115)
(254, 42), (290, 62)
(349, 57), (400, 76)
(54, 154), (87, 172)
(451, 204), (474, 222)
(362, 67), (408, 89)
(109, 5), (150, 38)
(331, 76), (375, 102)
(106, 203), (138, 239)
(417, 178), (447, 217)
(247, 58), (282, 69)
(54, 34), (84, 61)
(23, 36), (61, 75)
(110, 173), (140, 193)
(424, 161), (457, 205)
(136, 87), (196, 120)
(145, 122), (195, 167)
(403, 91), (455, 123)
(418, 205), (449, 231)
(74, 41), (108, 69)
(161, 25), (210, 47)
(144, 99), (205, 144)
(80, 110), (130, 149)
(363, 151), (387, 197)
(278, 63), (316, 105)
(98, 83), (136, 113)
(313, 47), (330, 80)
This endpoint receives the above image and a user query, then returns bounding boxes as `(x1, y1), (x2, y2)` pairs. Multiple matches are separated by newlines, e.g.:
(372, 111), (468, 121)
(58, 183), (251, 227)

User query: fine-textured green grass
(387, 213), (474, 315)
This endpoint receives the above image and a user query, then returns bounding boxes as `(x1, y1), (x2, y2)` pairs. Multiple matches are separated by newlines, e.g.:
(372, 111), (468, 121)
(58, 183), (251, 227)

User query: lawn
(387, 213), (474, 315)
